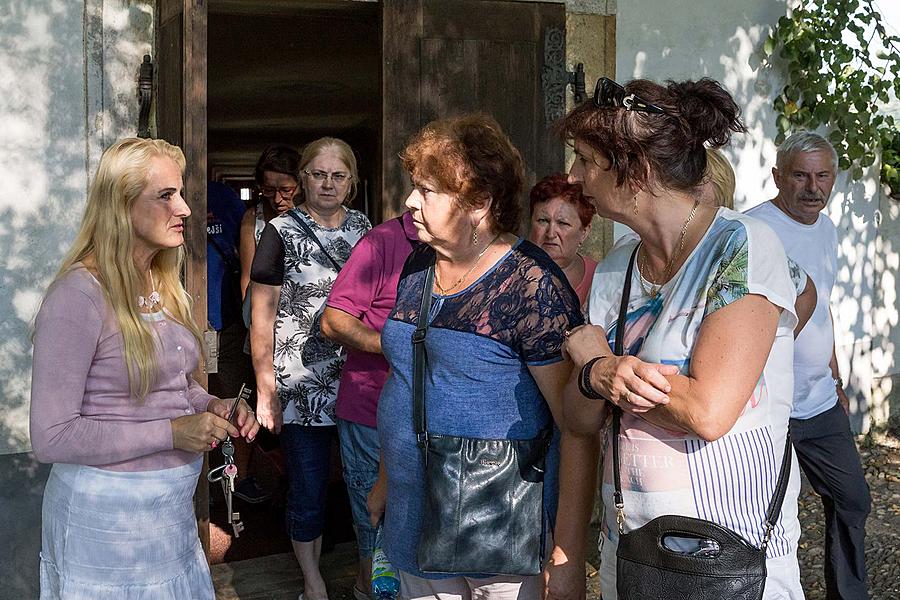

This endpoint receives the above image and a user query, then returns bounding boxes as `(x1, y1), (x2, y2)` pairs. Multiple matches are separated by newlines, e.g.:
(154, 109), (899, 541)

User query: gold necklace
(637, 199), (701, 299)
(435, 233), (503, 294)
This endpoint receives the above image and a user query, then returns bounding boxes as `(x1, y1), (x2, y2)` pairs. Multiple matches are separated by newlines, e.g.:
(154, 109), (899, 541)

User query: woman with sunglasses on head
(250, 137), (371, 600)
(560, 78), (805, 599)
(30, 138), (259, 599)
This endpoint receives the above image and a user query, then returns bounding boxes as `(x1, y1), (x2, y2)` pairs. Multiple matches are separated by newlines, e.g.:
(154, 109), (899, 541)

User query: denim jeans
(336, 418), (380, 558)
(281, 424), (338, 542)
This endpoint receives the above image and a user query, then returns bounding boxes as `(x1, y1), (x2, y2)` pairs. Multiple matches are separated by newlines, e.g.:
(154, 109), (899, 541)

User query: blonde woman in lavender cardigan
(29, 138), (259, 599)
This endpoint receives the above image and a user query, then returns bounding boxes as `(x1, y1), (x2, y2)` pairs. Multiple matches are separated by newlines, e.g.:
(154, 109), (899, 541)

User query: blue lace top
(377, 238), (583, 578)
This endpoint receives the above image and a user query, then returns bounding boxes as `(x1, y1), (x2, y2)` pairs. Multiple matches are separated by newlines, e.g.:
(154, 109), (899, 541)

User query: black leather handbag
(413, 264), (550, 576)
(610, 247), (793, 600)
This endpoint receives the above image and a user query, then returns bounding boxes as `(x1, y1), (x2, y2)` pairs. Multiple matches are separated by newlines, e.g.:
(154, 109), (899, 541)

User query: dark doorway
(205, 0), (381, 564)
(208, 0), (382, 220)
(167, 0), (567, 569)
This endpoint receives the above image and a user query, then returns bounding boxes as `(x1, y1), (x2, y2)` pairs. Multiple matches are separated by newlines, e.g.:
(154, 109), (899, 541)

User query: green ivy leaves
(881, 128), (900, 196)
(764, 0), (899, 191)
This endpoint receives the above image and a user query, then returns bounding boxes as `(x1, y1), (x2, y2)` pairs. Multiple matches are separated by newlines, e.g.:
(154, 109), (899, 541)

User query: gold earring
(472, 225), (479, 246)
(632, 194), (639, 215)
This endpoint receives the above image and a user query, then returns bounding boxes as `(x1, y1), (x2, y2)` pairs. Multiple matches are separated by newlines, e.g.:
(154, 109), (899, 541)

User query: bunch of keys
(207, 384), (252, 537)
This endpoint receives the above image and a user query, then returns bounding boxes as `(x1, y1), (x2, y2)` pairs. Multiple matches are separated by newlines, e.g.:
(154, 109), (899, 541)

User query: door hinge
(542, 27), (586, 122)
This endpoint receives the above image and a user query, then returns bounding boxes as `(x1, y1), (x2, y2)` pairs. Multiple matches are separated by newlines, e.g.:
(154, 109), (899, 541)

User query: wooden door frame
(157, 0), (210, 554)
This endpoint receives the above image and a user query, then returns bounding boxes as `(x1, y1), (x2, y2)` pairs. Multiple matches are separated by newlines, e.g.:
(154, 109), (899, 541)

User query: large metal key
(223, 464), (244, 537)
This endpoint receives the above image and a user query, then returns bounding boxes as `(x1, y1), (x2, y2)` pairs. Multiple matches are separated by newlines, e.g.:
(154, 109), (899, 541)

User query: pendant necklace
(435, 233), (503, 295)
(138, 269), (161, 310)
(637, 198), (700, 299)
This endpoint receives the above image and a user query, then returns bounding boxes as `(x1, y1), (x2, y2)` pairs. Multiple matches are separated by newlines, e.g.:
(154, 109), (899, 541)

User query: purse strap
(413, 263), (436, 451)
(611, 246), (639, 533)
(610, 244), (792, 550)
(287, 209), (344, 272)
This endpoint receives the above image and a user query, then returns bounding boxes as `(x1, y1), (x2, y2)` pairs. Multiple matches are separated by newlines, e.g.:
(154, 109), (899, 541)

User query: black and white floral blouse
(251, 207), (371, 426)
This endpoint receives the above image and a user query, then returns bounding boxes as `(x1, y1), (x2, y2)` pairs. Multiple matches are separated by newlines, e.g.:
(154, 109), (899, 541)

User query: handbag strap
(287, 209), (344, 272)
(413, 263), (436, 450)
(611, 244), (793, 549)
(611, 246), (639, 531)
(762, 430), (793, 549)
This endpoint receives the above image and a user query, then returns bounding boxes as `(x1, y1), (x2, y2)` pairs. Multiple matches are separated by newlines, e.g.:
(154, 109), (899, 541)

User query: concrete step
(212, 542), (358, 600)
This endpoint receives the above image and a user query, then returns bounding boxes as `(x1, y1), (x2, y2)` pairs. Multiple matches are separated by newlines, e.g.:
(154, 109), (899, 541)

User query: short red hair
(529, 173), (595, 227)
(400, 114), (525, 234)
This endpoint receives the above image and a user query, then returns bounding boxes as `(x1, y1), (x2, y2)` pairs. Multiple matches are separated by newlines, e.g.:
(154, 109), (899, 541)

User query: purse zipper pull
(761, 520), (775, 550)
(614, 490), (626, 535)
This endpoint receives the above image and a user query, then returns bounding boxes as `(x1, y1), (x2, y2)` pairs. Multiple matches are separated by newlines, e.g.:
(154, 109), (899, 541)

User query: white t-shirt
(588, 209), (802, 600)
(745, 200), (838, 419)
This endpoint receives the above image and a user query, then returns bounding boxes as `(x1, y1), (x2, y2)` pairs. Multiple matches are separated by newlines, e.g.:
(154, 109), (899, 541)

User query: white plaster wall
(614, 0), (894, 431)
(871, 2), (900, 428)
(0, 0), (153, 454)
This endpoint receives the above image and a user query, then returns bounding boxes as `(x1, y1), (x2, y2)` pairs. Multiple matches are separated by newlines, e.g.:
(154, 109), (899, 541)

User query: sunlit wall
(613, 0), (898, 432)
(0, 0), (153, 454)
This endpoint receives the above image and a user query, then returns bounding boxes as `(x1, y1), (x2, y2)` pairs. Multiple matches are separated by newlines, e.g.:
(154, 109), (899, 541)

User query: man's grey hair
(776, 131), (839, 173)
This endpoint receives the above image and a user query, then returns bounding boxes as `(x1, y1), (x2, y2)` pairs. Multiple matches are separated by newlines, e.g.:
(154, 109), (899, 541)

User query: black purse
(609, 247), (793, 600)
(413, 264), (550, 576)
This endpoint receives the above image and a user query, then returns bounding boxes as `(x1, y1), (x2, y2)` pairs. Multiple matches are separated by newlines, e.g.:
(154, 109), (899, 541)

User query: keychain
(207, 384), (252, 537)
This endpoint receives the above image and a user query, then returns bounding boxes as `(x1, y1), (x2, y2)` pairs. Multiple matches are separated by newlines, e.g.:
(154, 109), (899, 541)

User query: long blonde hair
(51, 137), (203, 400)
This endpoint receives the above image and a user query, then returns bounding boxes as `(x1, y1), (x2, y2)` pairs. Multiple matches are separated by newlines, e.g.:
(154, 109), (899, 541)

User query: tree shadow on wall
(0, 0), (153, 454)
(616, 0), (898, 432)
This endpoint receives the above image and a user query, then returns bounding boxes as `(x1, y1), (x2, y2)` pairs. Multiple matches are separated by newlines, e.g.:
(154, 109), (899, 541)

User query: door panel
(382, 0), (565, 220)
(157, 0), (210, 554)
(422, 0), (538, 42)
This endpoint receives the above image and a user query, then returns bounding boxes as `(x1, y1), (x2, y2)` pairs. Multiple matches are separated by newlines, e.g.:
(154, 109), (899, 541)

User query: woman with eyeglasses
(233, 144), (303, 503)
(560, 78), (804, 599)
(239, 144), (302, 303)
(250, 136), (371, 600)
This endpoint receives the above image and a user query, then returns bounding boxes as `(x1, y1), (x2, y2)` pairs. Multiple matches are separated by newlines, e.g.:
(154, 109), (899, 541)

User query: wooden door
(381, 0), (567, 220)
(157, 0), (211, 554)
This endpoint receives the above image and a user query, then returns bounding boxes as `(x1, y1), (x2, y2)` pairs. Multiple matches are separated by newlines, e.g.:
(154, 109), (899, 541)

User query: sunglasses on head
(593, 77), (668, 115)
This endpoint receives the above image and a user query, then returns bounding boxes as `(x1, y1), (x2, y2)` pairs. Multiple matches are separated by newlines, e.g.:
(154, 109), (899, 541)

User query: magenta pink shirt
(30, 266), (216, 471)
(326, 212), (418, 427)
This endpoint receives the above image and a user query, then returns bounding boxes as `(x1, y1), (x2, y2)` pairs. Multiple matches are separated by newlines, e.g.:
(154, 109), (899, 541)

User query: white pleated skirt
(40, 458), (214, 600)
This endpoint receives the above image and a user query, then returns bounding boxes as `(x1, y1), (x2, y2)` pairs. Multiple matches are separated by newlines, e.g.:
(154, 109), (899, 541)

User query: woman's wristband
(578, 356), (608, 400)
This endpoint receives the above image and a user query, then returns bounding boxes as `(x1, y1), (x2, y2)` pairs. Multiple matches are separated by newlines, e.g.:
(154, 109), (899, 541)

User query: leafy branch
(762, 0), (900, 192)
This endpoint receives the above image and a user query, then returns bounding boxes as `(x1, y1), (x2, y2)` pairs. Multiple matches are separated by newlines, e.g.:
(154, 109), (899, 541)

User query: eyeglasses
(259, 185), (297, 198)
(593, 77), (668, 115)
(304, 170), (352, 184)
